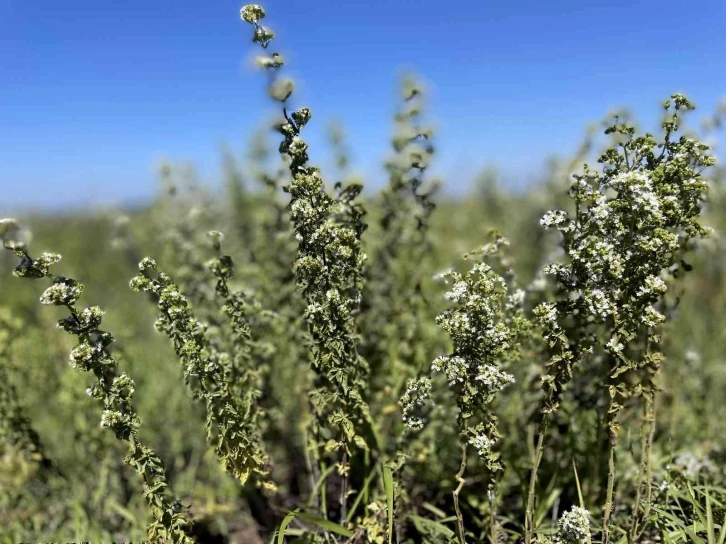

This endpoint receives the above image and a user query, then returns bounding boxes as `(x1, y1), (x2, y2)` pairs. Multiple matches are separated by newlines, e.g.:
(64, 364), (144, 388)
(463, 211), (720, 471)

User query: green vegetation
(1, 4), (725, 543)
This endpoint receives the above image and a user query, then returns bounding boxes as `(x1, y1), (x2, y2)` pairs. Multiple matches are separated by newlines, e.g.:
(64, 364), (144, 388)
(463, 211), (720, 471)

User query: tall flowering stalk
(205, 230), (273, 457)
(3, 237), (193, 543)
(404, 237), (528, 544)
(240, 4), (372, 495)
(525, 94), (713, 543)
(130, 256), (271, 488)
(363, 75), (438, 406)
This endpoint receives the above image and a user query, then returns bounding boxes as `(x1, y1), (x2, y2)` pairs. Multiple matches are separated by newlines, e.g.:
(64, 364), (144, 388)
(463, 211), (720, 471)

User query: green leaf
(409, 515), (456, 540)
(276, 511), (298, 544)
(383, 465), (395, 544)
(296, 511), (354, 538)
(276, 510), (353, 543)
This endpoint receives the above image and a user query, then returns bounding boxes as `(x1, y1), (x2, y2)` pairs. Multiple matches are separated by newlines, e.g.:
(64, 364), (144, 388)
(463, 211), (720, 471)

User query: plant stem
(642, 393), (656, 531)
(632, 391), (657, 543)
(340, 450), (348, 524)
(525, 415), (549, 544)
(629, 395), (649, 542)
(489, 483), (498, 544)
(453, 441), (468, 544)
(304, 428), (321, 512)
(603, 418), (617, 544)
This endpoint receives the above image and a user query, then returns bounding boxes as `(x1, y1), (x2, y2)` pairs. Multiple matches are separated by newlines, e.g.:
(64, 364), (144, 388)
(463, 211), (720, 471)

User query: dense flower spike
(362, 75), (439, 433)
(430, 257), (527, 462)
(241, 4), (372, 458)
(415, 237), (529, 543)
(3, 238), (193, 543)
(130, 256), (270, 487)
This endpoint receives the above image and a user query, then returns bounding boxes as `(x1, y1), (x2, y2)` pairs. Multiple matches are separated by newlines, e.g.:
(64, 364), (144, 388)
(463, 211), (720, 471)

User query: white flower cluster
(100, 409), (132, 432)
(637, 275), (667, 298)
(69, 341), (95, 371)
(431, 355), (469, 385)
(609, 171), (660, 217)
(240, 4), (265, 23)
(468, 432), (495, 457)
(538, 134), (710, 356)
(556, 506), (591, 544)
(641, 305), (666, 327)
(436, 310), (475, 339)
(444, 280), (468, 302)
(475, 363), (515, 393)
(584, 288), (613, 319)
(40, 279), (84, 306)
(112, 373), (136, 398)
(540, 210), (569, 230)
(534, 302), (558, 327)
(605, 338), (624, 353)
(423, 256), (525, 466)
(505, 288), (526, 310)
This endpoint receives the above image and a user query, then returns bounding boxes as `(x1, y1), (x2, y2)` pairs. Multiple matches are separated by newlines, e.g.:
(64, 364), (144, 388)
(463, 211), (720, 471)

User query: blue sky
(1, 0), (724, 212)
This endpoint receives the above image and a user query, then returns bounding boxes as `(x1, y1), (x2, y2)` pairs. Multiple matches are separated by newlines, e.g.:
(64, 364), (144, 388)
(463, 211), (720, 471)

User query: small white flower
(540, 210), (568, 229)
(469, 433), (495, 457)
(444, 280), (469, 302)
(475, 364), (515, 393)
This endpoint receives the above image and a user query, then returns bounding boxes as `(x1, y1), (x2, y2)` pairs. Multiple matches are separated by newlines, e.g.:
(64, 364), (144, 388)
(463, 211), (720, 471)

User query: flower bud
(268, 78), (294, 101)
(0, 218), (19, 238)
(252, 25), (275, 48)
(292, 107), (312, 129)
(40, 277), (84, 306)
(240, 4), (266, 23)
(255, 52), (284, 69)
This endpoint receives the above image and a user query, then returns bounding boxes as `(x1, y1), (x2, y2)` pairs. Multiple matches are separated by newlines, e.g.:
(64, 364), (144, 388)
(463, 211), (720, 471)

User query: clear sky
(1, 0), (725, 212)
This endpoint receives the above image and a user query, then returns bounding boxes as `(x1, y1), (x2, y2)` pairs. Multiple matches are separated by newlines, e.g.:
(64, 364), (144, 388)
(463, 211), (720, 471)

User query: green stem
(340, 450), (348, 524)
(602, 419), (617, 544)
(453, 441), (468, 544)
(638, 392), (656, 541)
(525, 415), (549, 544)
(644, 394), (655, 509)
(629, 396), (649, 542)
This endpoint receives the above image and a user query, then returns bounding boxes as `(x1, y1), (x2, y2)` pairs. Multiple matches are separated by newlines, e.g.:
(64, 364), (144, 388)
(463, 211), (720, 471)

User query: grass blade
(383, 465), (395, 544)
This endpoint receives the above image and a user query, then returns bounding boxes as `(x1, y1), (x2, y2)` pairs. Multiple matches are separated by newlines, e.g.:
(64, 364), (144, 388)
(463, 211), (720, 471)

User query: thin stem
(340, 451), (348, 524)
(525, 415), (549, 544)
(489, 483), (498, 544)
(642, 393), (656, 530)
(632, 392), (658, 543)
(453, 441), (468, 544)
(304, 428), (321, 512)
(629, 396), (649, 542)
(602, 419), (617, 544)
